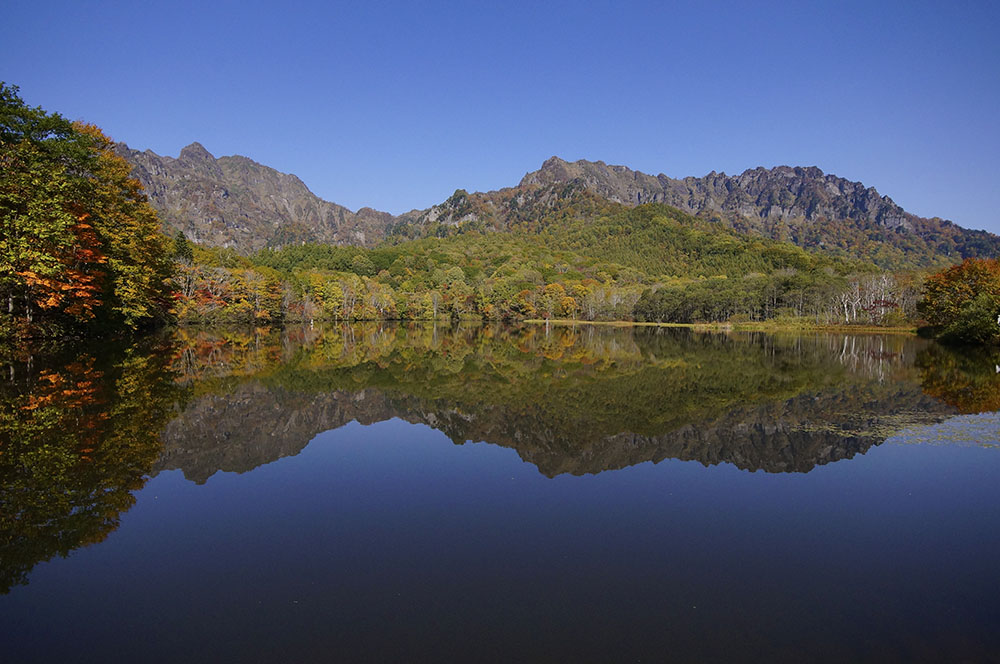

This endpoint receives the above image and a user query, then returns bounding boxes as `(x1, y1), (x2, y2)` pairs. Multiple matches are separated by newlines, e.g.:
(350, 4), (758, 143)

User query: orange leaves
(3, 110), (173, 333)
(15, 270), (46, 287)
(19, 361), (105, 414)
(919, 258), (1000, 341)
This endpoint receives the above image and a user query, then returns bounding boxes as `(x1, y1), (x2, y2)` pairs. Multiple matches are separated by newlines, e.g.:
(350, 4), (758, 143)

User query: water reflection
(916, 342), (1000, 414)
(0, 338), (180, 593)
(157, 324), (958, 482)
(2, 323), (998, 594)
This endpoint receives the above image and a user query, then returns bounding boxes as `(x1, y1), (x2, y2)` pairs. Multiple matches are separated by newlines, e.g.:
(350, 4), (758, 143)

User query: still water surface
(2, 324), (999, 662)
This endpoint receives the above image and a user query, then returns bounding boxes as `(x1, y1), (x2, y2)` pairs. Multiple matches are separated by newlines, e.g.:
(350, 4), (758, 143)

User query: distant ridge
(522, 157), (909, 227)
(117, 144), (1000, 267)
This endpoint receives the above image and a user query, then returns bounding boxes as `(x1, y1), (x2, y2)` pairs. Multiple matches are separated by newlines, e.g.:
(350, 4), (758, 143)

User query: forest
(0, 84), (171, 338)
(168, 224), (923, 329)
(2, 83), (998, 344)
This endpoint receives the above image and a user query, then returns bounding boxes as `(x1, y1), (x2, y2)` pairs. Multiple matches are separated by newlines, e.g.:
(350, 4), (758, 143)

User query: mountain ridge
(516, 156), (1000, 267)
(117, 142), (1000, 267)
(116, 142), (396, 251)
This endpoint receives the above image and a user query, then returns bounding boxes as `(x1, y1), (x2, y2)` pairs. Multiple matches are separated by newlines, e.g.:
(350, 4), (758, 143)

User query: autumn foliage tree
(918, 258), (1000, 345)
(0, 83), (173, 336)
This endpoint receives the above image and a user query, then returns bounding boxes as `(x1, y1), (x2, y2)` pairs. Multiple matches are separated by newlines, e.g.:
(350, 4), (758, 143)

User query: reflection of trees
(0, 339), (181, 593)
(3, 325), (978, 593)
(916, 344), (1000, 414)
(158, 325), (951, 481)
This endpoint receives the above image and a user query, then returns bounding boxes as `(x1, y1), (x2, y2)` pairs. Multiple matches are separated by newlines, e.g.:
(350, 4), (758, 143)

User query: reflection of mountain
(4, 325), (990, 595)
(156, 381), (949, 482)
(155, 326), (955, 481)
(156, 386), (398, 483)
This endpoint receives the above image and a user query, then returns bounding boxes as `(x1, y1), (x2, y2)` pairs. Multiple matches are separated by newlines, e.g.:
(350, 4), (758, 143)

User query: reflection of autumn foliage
(0, 339), (182, 593)
(916, 344), (1000, 414)
(166, 323), (880, 438)
(166, 323), (659, 388)
(168, 327), (288, 388)
(159, 325), (942, 483)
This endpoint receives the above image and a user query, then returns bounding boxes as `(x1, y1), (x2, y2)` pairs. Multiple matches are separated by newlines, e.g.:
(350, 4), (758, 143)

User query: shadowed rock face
(116, 142), (394, 251)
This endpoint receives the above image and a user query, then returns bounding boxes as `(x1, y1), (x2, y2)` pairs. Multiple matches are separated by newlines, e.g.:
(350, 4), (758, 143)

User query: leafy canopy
(918, 258), (1000, 345)
(0, 83), (173, 335)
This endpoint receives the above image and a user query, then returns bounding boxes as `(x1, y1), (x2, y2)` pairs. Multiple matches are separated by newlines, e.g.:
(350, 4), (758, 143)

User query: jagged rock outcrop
(117, 142), (1000, 266)
(520, 157), (1000, 266)
(520, 157), (912, 227)
(116, 142), (395, 251)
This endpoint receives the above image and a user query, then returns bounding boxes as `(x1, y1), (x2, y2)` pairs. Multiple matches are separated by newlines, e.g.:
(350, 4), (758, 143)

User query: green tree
(0, 83), (173, 335)
(350, 254), (377, 277)
(173, 230), (194, 265)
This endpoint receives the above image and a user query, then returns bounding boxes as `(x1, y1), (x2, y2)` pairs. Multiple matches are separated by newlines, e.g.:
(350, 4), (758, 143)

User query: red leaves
(14, 218), (108, 321)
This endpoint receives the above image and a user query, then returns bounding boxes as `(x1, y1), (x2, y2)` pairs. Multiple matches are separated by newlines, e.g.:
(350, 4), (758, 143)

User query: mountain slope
(116, 142), (395, 251)
(117, 142), (1000, 268)
(520, 157), (1000, 268)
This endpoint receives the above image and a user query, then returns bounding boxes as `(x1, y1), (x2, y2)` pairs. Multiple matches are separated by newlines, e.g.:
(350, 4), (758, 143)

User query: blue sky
(3, 0), (999, 231)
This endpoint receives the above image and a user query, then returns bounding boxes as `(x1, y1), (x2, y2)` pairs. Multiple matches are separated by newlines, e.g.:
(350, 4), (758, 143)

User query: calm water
(2, 324), (1000, 662)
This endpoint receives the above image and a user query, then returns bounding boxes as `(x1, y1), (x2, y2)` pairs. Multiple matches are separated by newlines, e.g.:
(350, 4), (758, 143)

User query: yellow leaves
(5, 115), (173, 331)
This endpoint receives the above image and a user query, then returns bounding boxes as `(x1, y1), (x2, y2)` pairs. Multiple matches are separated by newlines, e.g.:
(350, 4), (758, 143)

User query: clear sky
(3, 0), (999, 231)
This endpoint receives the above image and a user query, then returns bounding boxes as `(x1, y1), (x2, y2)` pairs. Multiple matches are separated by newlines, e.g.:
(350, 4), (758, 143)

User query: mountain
(519, 157), (1000, 268)
(117, 143), (1000, 268)
(116, 142), (395, 251)
(521, 157), (907, 224)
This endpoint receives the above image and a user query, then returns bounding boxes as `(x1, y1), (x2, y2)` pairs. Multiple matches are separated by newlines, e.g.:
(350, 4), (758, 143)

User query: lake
(2, 324), (999, 662)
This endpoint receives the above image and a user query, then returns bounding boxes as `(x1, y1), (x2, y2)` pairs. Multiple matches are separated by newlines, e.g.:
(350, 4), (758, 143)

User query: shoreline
(523, 319), (918, 335)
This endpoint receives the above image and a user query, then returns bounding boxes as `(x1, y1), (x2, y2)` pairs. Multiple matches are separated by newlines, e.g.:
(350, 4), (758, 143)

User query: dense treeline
(169, 229), (922, 327)
(635, 272), (922, 326)
(2, 84), (991, 337)
(918, 258), (1000, 345)
(0, 84), (172, 337)
(170, 201), (921, 326)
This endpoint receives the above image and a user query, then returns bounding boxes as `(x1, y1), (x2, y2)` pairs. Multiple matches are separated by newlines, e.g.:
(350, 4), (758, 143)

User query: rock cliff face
(521, 157), (910, 227)
(116, 142), (395, 251)
(520, 157), (1000, 265)
(117, 142), (1000, 265)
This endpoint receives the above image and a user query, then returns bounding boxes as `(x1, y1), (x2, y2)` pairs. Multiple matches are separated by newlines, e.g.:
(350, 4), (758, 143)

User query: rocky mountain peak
(520, 157), (914, 227)
(116, 141), (395, 251)
(116, 142), (999, 267)
(178, 141), (215, 163)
